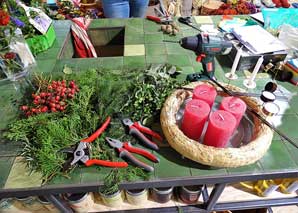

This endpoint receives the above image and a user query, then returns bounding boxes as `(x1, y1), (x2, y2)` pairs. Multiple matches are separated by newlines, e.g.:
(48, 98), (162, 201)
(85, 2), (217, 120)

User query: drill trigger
(196, 54), (206, 62)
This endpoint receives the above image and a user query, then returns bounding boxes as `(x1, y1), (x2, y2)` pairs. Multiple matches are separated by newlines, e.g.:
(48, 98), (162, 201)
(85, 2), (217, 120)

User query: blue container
(101, 0), (149, 18)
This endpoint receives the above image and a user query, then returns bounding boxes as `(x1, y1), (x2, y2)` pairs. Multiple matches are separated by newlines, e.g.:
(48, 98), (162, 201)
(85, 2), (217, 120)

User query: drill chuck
(179, 36), (199, 52)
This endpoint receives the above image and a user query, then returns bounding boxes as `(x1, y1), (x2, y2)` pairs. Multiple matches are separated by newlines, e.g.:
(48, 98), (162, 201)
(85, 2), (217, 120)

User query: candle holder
(225, 72), (238, 80)
(243, 79), (256, 89)
(161, 81), (273, 168)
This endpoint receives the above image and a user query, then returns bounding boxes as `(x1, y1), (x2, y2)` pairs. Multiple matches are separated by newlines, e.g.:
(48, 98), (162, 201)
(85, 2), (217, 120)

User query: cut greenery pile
(5, 64), (185, 184)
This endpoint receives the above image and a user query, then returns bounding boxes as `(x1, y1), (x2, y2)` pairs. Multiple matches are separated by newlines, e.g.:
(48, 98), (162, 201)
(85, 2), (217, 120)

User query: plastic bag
(278, 24), (298, 58)
(262, 8), (298, 30)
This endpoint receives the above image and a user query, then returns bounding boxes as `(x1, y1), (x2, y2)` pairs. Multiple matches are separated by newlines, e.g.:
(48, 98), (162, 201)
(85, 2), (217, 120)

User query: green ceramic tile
(0, 157), (14, 188)
(192, 63), (203, 73)
(289, 94), (298, 113)
(154, 148), (191, 178)
(126, 18), (144, 28)
(53, 59), (79, 73)
(165, 43), (186, 55)
(0, 104), (18, 130)
(191, 165), (227, 177)
(0, 84), (19, 108)
(283, 138), (298, 167)
(144, 33), (164, 43)
(182, 29), (199, 37)
(274, 114), (298, 139)
(167, 55), (191, 67)
(81, 167), (111, 183)
(5, 157), (43, 189)
(124, 45), (145, 56)
(194, 16), (214, 24)
(51, 38), (65, 49)
(227, 161), (263, 174)
(259, 140), (297, 171)
(54, 31), (69, 40)
(123, 56), (146, 69)
(145, 44), (166, 56)
(163, 33), (183, 42)
(49, 167), (82, 186)
(76, 58), (102, 71)
(105, 18), (126, 27)
(125, 35), (145, 45)
(143, 19), (161, 33)
(101, 57), (123, 69)
(146, 55), (167, 65)
(177, 66), (195, 81)
(0, 141), (21, 156)
(53, 20), (72, 29)
(35, 48), (60, 60)
(89, 19), (109, 28)
(58, 34), (74, 59)
(37, 59), (57, 73)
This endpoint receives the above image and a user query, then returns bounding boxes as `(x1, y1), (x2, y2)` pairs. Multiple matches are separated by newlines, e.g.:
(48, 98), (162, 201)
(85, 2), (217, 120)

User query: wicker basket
(160, 81), (273, 168)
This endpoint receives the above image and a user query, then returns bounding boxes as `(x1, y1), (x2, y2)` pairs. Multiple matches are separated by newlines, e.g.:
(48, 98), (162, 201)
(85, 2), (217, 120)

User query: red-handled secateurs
(146, 0), (172, 24)
(106, 137), (159, 172)
(62, 117), (128, 171)
(122, 118), (162, 151)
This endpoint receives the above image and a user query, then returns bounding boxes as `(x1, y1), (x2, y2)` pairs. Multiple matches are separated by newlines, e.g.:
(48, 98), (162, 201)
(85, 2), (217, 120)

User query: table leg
(44, 194), (74, 213)
(205, 183), (226, 212)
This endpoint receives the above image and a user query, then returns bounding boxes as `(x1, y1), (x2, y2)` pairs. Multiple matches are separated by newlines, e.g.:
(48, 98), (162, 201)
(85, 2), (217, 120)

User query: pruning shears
(122, 118), (162, 151)
(62, 117), (128, 171)
(106, 137), (159, 172)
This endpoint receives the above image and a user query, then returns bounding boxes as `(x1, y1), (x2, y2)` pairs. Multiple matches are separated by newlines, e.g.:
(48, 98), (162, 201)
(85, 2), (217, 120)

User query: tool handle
(146, 16), (161, 23)
(133, 122), (163, 141)
(85, 159), (128, 168)
(81, 117), (111, 143)
(119, 150), (154, 172)
(202, 56), (215, 78)
(129, 127), (159, 151)
(123, 142), (159, 163)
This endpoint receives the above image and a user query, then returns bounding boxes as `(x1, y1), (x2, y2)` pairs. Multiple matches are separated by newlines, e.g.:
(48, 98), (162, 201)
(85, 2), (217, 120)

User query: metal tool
(62, 117), (128, 171)
(178, 17), (201, 32)
(179, 33), (232, 79)
(122, 118), (162, 151)
(146, 0), (172, 24)
(106, 137), (159, 172)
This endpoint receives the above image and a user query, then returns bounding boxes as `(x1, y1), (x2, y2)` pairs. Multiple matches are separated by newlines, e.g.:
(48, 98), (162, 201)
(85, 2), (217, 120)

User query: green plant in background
(101, 168), (150, 195)
(5, 65), (184, 185)
(122, 64), (184, 124)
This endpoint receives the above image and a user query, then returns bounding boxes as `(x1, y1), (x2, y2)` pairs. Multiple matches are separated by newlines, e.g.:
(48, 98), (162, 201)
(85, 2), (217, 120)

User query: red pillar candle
(181, 99), (210, 141)
(192, 84), (217, 108)
(203, 110), (236, 148)
(219, 96), (247, 128)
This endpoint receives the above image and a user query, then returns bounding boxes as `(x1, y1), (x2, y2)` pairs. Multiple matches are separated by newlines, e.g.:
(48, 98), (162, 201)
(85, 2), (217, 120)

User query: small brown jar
(150, 187), (173, 203)
(178, 185), (202, 204)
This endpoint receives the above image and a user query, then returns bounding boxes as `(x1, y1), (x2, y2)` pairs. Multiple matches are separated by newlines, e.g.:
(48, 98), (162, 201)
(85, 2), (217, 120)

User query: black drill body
(180, 33), (232, 78)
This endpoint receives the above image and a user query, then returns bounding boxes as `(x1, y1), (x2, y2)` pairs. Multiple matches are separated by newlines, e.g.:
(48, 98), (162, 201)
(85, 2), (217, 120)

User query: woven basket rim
(160, 81), (273, 168)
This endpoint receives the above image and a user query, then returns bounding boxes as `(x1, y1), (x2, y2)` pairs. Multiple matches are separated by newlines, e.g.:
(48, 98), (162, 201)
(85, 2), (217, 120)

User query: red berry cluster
(20, 80), (79, 117)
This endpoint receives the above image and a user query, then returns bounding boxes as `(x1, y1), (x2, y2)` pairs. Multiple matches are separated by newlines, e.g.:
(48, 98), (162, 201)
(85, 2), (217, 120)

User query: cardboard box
(227, 40), (288, 71)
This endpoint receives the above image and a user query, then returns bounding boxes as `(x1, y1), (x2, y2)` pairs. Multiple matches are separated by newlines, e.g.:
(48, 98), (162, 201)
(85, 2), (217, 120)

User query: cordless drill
(179, 33), (232, 80)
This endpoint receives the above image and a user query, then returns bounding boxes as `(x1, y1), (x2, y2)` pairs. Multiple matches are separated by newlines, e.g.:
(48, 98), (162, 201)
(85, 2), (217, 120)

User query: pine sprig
(4, 65), (183, 184)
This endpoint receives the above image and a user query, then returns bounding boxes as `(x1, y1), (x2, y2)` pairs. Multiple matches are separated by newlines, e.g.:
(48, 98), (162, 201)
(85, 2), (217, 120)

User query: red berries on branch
(20, 80), (79, 117)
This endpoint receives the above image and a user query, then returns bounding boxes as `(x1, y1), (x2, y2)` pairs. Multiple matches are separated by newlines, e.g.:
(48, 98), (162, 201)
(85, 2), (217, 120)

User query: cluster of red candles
(181, 84), (247, 148)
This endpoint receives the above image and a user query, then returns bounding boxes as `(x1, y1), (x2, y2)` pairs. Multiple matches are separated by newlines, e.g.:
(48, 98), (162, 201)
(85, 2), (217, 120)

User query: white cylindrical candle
(230, 46), (243, 75)
(249, 56), (264, 84)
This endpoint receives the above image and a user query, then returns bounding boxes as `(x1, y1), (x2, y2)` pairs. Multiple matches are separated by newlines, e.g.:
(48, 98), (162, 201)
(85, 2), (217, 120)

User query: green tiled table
(1, 17), (298, 211)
